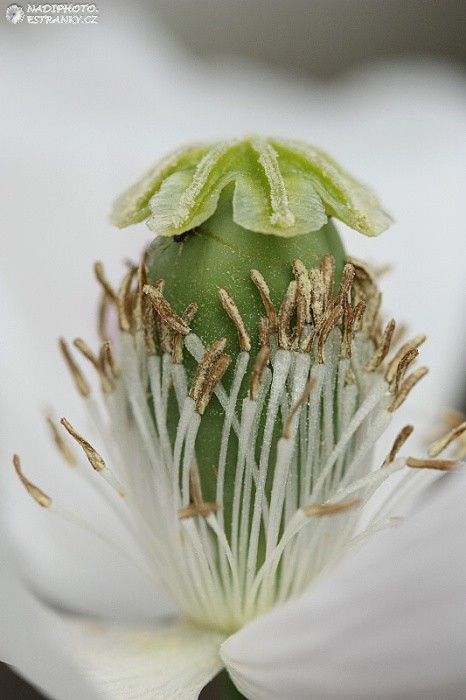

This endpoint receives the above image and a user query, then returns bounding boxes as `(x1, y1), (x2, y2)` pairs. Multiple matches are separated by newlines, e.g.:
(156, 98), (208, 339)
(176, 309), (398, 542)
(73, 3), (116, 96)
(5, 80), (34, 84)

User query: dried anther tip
(94, 261), (117, 301)
(218, 288), (251, 352)
(428, 421), (466, 458)
(59, 338), (91, 398)
(382, 424), (414, 466)
(13, 455), (52, 508)
(46, 416), (77, 466)
(406, 457), (459, 471)
(143, 283), (191, 336)
(60, 418), (106, 472)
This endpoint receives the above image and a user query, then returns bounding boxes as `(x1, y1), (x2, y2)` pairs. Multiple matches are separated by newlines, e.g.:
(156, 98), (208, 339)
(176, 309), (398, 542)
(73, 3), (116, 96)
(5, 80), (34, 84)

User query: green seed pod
(111, 136), (391, 562)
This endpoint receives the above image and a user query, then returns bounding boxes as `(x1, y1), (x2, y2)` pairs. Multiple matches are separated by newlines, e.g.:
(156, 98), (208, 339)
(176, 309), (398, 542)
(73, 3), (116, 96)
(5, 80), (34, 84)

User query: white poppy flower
(2, 137), (465, 700)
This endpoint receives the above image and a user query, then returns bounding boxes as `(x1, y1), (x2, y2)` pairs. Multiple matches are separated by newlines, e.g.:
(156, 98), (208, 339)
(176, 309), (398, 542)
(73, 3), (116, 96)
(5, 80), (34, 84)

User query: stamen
(316, 305), (343, 363)
(428, 421), (466, 457)
(391, 347), (419, 394)
(292, 258), (312, 325)
(60, 418), (105, 472)
(382, 424), (414, 466)
(143, 282), (191, 336)
(59, 338), (90, 397)
(321, 254), (336, 306)
(277, 280), (297, 349)
(60, 418), (126, 496)
(97, 292), (112, 342)
(100, 341), (120, 379)
(134, 264), (148, 331)
(189, 338), (228, 403)
(385, 334), (426, 384)
(117, 266), (138, 332)
(366, 319), (396, 371)
(406, 457), (458, 471)
(143, 303), (158, 355)
(73, 338), (113, 394)
(196, 355), (232, 414)
(258, 317), (271, 349)
(94, 261), (117, 302)
(13, 455), (52, 508)
(218, 288), (251, 352)
(46, 416), (77, 466)
(309, 267), (326, 323)
(303, 498), (361, 517)
(335, 263), (355, 308)
(249, 346), (270, 401)
(388, 367), (428, 411)
(250, 269), (277, 330)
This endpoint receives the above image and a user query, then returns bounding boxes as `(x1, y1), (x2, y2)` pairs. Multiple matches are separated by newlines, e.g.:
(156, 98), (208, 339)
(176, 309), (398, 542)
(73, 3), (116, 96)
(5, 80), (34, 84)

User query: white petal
(62, 617), (225, 700)
(0, 540), (103, 700)
(222, 471), (466, 700)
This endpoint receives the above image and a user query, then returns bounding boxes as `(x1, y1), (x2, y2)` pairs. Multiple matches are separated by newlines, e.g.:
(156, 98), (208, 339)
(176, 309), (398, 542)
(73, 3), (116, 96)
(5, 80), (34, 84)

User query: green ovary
(148, 185), (345, 546)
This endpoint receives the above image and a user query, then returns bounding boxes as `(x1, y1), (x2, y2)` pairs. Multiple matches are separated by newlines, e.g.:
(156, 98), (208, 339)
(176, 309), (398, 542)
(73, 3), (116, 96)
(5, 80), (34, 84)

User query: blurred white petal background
(0, 1), (465, 697)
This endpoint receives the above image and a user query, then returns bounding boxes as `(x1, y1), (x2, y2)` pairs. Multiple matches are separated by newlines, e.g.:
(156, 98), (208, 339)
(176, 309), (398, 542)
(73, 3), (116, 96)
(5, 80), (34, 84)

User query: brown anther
(172, 303), (198, 364)
(335, 263), (355, 308)
(196, 354), (232, 415)
(309, 268), (326, 324)
(143, 303), (158, 356)
(277, 280), (297, 349)
(392, 347), (419, 394)
(97, 292), (112, 342)
(100, 341), (120, 379)
(385, 334), (426, 384)
(283, 378), (316, 439)
(250, 270), (277, 330)
(59, 338), (90, 398)
(428, 421), (466, 458)
(189, 338), (228, 403)
(13, 455), (52, 508)
(345, 367), (356, 385)
(218, 288), (251, 352)
(388, 367), (429, 412)
(94, 261), (117, 302)
(249, 346), (271, 401)
(178, 468), (221, 520)
(341, 299), (366, 360)
(117, 266), (137, 332)
(73, 338), (113, 394)
(156, 317), (173, 354)
(382, 424), (414, 466)
(143, 283), (191, 336)
(258, 316), (271, 349)
(292, 259), (312, 325)
(46, 416), (77, 466)
(316, 305), (343, 364)
(321, 254), (336, 306)
(60, 418), (106, 472)
(134, 264), (148, 331)
(303, 497), (361, 517)
(406, 456), (458, 471)
(366, 319), (396, 372)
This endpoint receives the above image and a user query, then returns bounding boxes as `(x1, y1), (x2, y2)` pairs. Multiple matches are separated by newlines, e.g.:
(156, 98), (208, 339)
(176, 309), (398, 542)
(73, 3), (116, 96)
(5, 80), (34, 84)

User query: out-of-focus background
(1, 1), (465, 697)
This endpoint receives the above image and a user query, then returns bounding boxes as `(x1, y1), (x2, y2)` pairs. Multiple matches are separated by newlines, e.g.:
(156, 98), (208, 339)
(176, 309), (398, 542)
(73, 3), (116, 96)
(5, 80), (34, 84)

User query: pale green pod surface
(112, 137), (391, 542)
